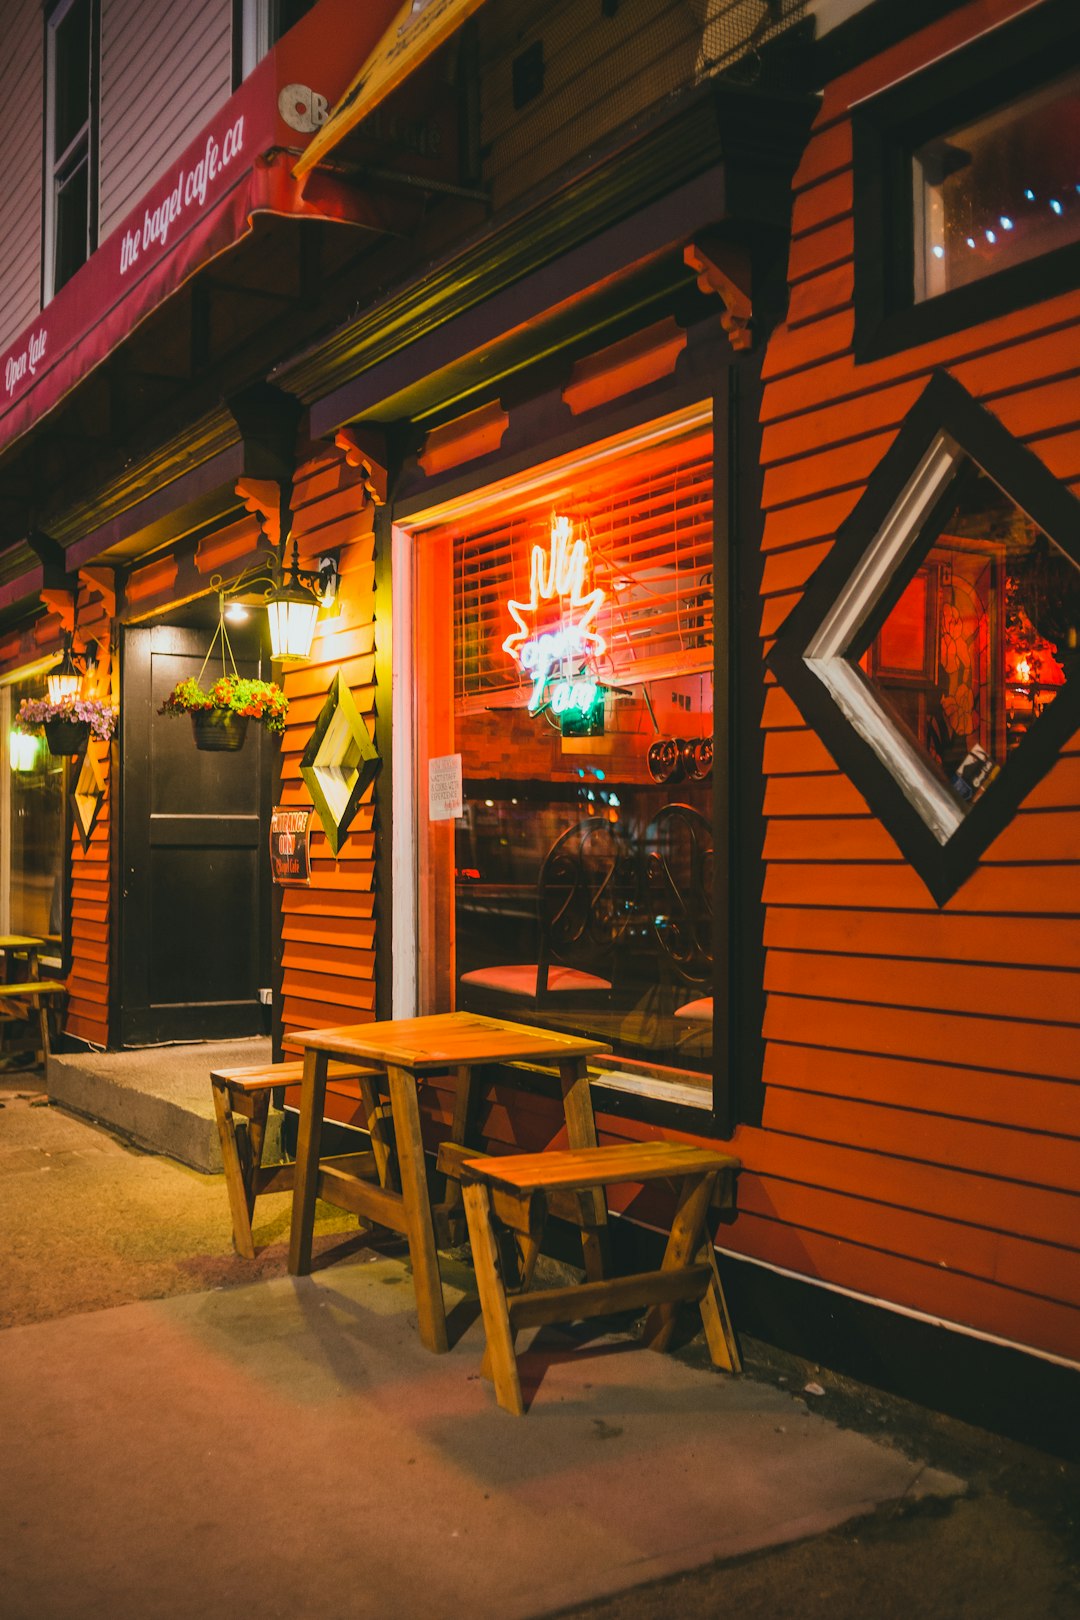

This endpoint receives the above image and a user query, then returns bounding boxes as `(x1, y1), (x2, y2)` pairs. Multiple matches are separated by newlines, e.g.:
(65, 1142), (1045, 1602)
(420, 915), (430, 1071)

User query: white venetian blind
(430, 422), (713, 710)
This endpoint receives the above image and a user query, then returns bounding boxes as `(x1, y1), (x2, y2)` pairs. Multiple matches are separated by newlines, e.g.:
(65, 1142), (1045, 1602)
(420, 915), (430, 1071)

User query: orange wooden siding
(744, 0), (1080, 1363)
(64, 574), (115, 1049)
(278, 448), (380, 1044)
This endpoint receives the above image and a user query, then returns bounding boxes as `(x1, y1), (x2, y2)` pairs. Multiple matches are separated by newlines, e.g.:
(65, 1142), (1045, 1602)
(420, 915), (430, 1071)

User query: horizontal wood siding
(97, 0), (232, 241)
(747, 0), (1080, 1363)
(0, 0), (43, 352)
(64, 577), (115, 1049)
(278, 450), (380, 1047)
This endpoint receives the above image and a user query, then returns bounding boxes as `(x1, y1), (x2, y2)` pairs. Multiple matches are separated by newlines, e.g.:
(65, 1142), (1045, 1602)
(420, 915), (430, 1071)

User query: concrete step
(47, 1039), (280, 1173)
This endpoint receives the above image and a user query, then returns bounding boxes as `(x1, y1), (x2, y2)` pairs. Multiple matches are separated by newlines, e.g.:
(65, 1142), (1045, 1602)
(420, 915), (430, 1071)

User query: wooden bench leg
(211, 1078), (257, 1259)
(697, 1229), (742, 1374)
(464, 1181), (525, 1415)
(641, 1172), (718, 1353)
(559, 1056), (610, 1282)
(479, 1217), (545, 1384)
(36, 997), (53, 1065)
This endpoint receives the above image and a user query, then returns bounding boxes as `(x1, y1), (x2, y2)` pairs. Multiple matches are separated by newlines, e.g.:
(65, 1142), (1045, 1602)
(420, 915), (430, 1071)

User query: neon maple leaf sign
(502, 514), (606, 713)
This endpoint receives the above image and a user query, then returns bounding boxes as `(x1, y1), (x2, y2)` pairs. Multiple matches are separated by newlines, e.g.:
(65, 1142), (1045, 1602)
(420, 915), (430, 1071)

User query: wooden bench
(210, 1059), (388, 1258)
(458, 1140), (742, 1414)
(0, 980), (67, 1066)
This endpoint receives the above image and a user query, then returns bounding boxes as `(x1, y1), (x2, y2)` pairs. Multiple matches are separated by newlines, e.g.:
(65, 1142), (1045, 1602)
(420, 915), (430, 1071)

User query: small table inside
(287, 1012), (611, 1353)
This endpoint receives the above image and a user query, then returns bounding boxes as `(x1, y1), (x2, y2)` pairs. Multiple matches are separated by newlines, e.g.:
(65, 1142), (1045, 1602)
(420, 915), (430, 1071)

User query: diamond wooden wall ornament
(71, 744), (106, 853)
(299, 672), (381, 856)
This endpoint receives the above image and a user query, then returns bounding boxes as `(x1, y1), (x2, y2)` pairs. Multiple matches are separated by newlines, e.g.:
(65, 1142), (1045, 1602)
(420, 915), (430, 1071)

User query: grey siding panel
(0, 0), (43, 351)
(98, 0), (232, 242)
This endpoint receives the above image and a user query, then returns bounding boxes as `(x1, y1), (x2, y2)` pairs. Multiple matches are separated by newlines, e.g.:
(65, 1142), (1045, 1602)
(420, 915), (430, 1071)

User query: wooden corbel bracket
(236, 477), (284, 548)
(79, 566), (117, 620)
(39, 588), (75, 633)
(684, 241), (753, 352)
(336, 428), (387, 506)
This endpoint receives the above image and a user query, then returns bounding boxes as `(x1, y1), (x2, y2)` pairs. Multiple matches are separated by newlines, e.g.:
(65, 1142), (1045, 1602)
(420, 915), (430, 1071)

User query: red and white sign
(0, 0), (404, 458)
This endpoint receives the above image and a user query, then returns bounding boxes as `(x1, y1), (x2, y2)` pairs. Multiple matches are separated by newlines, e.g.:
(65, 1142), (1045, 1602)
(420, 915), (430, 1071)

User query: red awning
(0, 0), (402, 463)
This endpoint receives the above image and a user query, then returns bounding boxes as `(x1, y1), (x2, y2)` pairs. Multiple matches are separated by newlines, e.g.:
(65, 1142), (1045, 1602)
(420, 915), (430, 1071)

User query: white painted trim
(402, 401), (713, 531)
(43, 0), (94, 307)
(802, 433), (966, 845)
(714, 1244), (1080, 1373)
(391, 523), (418, 1020)
(591, 1070), (712, 1109)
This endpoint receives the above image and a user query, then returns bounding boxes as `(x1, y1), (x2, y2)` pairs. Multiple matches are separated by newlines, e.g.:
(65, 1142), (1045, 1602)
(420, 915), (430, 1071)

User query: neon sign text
(503, 515), (606, 713)
(548, 679), (600, 717)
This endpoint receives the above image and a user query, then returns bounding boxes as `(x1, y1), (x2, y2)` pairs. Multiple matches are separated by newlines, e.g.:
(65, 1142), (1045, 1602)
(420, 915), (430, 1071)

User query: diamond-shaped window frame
(768, 372), (1080, 905)
(300, 671), (381, 856)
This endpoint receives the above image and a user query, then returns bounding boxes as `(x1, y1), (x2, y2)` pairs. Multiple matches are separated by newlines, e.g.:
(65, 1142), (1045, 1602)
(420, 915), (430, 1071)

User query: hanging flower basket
(14, 694), (117, 757)
(158, 601), (288, 752)
(189, 709), (250, 752)
(159, 675), (288, 751)
(44, 718), (91, 755)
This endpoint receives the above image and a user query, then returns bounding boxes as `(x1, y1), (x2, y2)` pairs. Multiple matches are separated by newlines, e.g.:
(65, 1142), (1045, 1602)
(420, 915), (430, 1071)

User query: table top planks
(290, 1012), (611, 1071)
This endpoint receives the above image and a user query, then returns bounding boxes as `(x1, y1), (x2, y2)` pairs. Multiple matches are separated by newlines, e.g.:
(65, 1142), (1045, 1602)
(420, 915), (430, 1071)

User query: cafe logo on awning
(4, 327), (47, 400)
(503, 514), (606, 718)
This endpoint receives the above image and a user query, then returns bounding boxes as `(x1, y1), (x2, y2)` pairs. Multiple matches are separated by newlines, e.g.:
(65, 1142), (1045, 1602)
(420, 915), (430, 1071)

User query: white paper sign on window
(428, 753), (463, 821)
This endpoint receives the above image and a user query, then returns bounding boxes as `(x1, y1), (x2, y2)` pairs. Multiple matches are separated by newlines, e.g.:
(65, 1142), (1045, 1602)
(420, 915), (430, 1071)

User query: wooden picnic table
(286, 1012), (611, 1353)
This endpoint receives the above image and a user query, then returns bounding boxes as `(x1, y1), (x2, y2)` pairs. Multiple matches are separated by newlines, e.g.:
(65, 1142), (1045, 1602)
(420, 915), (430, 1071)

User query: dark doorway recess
(119, 622), (274, 1045)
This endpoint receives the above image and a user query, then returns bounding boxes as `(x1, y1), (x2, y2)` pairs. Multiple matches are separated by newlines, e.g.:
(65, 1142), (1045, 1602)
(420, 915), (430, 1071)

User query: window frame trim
(392, 378), (740, 1134)
(851, 0), (1080, 362)
(41, 0), (100, 308)
(767, 370), (1080, 906)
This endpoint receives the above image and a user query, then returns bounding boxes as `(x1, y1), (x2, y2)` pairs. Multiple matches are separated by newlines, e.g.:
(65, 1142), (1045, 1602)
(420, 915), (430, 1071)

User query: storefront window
(5, 679), (66, 944)
(913, 68), (1080, 302)
(409, 405), (718, 1095)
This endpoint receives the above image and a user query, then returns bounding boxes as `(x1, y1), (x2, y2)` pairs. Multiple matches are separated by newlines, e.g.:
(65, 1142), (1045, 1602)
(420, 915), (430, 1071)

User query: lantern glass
(266, 586), (320, 662)
(47, 647), (82, 703)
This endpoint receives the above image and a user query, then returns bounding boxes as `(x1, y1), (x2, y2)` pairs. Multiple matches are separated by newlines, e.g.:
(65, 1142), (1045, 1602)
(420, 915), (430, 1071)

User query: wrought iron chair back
(643, 803), (714, 992)
(459, 817), (635, 1007)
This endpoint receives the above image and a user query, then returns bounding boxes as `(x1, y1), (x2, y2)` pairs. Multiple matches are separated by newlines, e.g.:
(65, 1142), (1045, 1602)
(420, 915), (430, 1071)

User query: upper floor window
(913, 68), (1080, 303)
(852, 0), (1080, 358)
(43, 0), (98, 304)
(236, 0), (316, 80)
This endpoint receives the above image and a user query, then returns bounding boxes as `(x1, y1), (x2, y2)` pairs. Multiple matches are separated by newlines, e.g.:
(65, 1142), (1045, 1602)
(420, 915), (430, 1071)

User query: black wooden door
(119, 624), (273, 1045)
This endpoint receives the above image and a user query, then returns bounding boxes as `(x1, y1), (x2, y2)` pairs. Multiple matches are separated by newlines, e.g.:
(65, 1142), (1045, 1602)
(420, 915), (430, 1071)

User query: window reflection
(914, 68), (1080, 301)
(861, 465), (1079, 811)
(8, 681), (65, 943)
(455, 673), (714, 1079)
(439, 423), (717, 1087)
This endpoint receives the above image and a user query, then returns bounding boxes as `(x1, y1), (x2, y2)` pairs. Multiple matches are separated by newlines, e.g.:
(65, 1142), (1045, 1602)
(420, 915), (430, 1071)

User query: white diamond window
(804, 435), (1079, 847)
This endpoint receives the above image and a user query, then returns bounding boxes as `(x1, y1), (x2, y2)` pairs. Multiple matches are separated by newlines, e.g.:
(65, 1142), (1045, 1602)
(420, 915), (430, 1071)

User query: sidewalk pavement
(1, 1076), (1076, 1620)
